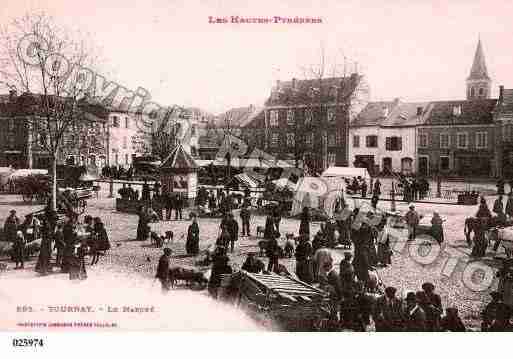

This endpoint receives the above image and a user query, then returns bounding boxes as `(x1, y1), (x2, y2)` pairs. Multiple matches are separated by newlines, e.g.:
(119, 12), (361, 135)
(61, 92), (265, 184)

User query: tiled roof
(381, 102), (430, 127)
(351, 101), (397, 127)
(160, 143), (199, 170)
(266, 74), (362, 106)
(422, 99), (497, 126)
(216, 105), (259, 128)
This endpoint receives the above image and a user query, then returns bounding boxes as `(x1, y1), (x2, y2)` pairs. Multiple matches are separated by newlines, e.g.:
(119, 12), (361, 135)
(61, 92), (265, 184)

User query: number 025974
(12, 338), (44, 347)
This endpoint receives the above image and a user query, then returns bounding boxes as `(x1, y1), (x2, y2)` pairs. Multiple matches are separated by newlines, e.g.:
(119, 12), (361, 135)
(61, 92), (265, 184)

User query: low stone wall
(115, 198), (152, 214)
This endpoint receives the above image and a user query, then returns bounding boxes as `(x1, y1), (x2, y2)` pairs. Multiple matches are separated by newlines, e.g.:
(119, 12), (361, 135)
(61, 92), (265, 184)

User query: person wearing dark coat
(298, 207), (310, 238)
(175, 194), (184, 220)
(186, 215), (200, 256)
(54, 223), (65, 266)
(361, 180), (368, 198)
(295, 235), (313, 284)
(263, 214), (275, 240)
(441, 307), (466, 332)
(497, 178), (505, 196)
(241, 253), (264, 273)
(476, 197), (492, 219)
(4, 209), (19, 243)
(69, 241), (88, 281)
(12, 230), (26, 269)
(208, 255), (233, 299)
(481, 291), (512, 331)
(226, 213), (239, 253)
(35, 218), (53, 275)
(240, 205), (251, 236)
(91, 218), (110, 265)
(266, 231), (280, 273)
(374, 286), (404, 331)
(141, 180), (151, 201)
(136, 206), (151, 241)
(470, 218), (488, 258)
(352, 222), (371, 284)
(506, 193), (513, 220)
(156, 248), (173, 292)
(493, 195), (505, 216)
(403, 292), (427, 332)
(61, 215), (77, 273)
(421, 282), (443, 331)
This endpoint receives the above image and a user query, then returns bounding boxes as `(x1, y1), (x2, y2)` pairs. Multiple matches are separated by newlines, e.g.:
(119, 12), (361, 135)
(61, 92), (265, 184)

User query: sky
(1, 0), (513, 114)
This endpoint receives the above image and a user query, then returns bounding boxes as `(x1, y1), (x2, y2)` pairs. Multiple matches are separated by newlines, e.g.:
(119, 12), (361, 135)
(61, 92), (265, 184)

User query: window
(453, 105), (462, 116)
(269, 110), (279, 127)
(366, 135), (378, 148)
(336, 131), (342, 145)
(122, 136), (127, 149)
(8, 135), (15, 148)
(286, 110), (295, 125)
(470, 87), (475, 98)
(125, 154), (129, 164)
(328, 152), (336, 166)
(271, 133), (279, 147)
(385, 137), (402, 151)
(125, 117), (130, 129)
(8, 119), (15, 131)
(112, 116), (120, 127)
(191, 125), (196, 136)
(327, 108), (335, 123)
(328, 134), (336, 146)
(305, 109), (313, 125)
(305, 132), (314, 147)
(440, 156), (450, 171)
(440, 133), (450, 149)
(457, 132), (468, 149)
(419, 134), (428, 148)
(476, 132), (488, 149)
(479, 88), (484, 96)
(114, 153), (119, 165)
(286, 133), (295, 147)
(353, 135), (360, 148)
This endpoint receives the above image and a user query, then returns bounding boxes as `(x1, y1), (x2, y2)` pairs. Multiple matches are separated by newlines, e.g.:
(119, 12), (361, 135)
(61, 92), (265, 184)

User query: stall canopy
(321, 166), (370, 181)
(289, 176), (346, 218)
(234, 173), (261, 188)
(8, 169), (48, 179)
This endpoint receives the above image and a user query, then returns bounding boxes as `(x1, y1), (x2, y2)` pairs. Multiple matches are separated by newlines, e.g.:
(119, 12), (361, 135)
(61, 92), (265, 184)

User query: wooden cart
(226, 271), (331, 331)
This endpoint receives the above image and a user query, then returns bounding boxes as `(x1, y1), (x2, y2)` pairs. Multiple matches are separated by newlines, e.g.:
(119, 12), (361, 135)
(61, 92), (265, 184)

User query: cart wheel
(22, 193), (33, 203)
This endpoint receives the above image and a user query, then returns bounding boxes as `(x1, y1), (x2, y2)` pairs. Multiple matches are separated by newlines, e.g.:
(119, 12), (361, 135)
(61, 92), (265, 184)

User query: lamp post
(390, 181), (396, 212)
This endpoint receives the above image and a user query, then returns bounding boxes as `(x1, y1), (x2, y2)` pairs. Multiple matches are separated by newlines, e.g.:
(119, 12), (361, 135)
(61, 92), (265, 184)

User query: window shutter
(398, 137), (402, 151)
(386, 137), (391, 151)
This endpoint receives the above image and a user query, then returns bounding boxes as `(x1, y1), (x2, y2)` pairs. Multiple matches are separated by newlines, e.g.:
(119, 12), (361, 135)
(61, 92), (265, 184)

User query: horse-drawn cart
(224, 271), (331, 331)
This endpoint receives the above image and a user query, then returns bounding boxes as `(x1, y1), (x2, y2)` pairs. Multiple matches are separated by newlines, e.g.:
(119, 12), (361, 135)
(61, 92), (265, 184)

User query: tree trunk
(52, 155), (57, 211)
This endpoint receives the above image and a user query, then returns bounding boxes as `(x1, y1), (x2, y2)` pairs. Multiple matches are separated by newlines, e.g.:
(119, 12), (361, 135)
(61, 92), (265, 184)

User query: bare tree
(300, 45), (370, 174)
(0, 13), (102, 211)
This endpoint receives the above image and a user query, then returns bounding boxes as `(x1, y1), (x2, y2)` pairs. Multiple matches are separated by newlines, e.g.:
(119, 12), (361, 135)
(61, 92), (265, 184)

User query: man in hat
(374, 286), (404, 331)
(403, 291), (427, 331)
(481, 291), (510, 331)
(156, 248), (173, 292)
(404, 205), (420, 241)
(421, 282), (443, 331)
(3, 209), (19, 243)
(240, 203), (251, 236)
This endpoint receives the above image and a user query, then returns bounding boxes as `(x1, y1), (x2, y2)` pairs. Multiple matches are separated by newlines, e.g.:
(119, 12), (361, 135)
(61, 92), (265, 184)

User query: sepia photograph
(1, 1), (513, 348)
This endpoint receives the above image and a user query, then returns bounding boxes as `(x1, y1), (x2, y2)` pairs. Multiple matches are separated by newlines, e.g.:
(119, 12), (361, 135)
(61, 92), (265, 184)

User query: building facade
(493, 86), (513, 178)
(349, 100), (426, 175)
(244, 74), (369, 173)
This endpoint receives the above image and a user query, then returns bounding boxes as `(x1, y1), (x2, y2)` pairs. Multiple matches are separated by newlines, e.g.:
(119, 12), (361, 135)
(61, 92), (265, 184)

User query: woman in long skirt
(35, 220), (53, 275)
(186, 215), (200, 255)
(431, 212), (445, 245)
(376, 219), (392, 267)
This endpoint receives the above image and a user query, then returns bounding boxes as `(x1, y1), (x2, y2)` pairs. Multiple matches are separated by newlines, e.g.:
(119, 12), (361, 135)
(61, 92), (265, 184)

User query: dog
(169, 266), (209, 288)
(256, 226), (265, 237)
(150, 230), (174, 248)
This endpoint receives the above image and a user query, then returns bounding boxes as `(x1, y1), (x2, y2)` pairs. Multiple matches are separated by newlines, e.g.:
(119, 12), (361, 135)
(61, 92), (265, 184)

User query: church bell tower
(466, 38), (491, 100)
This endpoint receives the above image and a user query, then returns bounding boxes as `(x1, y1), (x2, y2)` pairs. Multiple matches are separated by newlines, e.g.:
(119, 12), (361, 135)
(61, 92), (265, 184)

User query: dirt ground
(0, 191), (507, 330)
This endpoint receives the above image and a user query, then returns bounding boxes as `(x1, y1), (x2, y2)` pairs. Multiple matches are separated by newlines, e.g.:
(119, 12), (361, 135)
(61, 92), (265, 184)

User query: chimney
(382, 106), (389, 117)
(416, 106), (423, 116)
(9, 89), (17, 102)
(291, 78), (296, 89)
(499, 85), (504, 104)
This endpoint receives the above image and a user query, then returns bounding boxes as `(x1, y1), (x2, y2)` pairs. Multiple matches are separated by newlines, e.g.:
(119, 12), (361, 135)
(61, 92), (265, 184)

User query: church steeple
(466, 37), (491, 100)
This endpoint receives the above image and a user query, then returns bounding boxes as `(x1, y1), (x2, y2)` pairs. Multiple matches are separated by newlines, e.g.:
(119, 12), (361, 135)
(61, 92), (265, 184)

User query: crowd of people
(2, 207), (110, 280)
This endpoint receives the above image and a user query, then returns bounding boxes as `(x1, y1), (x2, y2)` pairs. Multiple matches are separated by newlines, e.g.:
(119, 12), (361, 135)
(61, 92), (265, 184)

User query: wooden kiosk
(159, 143), (199, 207)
